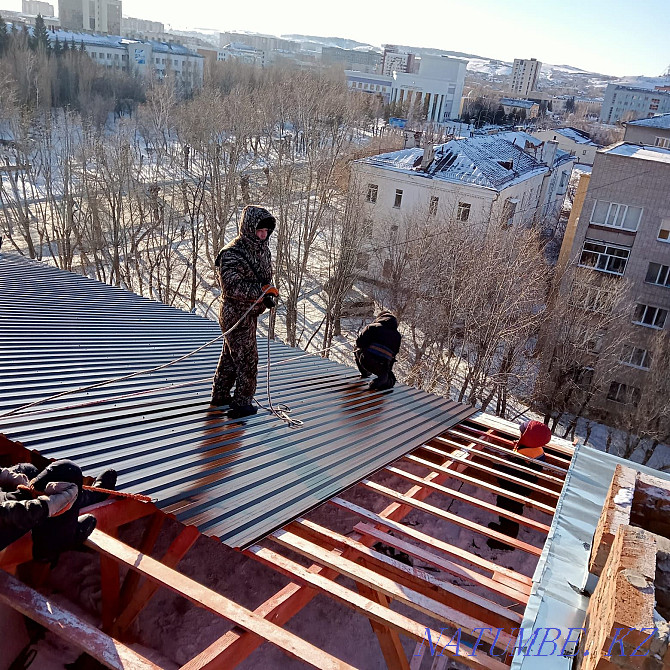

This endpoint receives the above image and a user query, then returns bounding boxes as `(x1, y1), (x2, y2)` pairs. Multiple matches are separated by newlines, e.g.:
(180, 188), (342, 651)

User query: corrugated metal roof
(0, 254), (474, 548)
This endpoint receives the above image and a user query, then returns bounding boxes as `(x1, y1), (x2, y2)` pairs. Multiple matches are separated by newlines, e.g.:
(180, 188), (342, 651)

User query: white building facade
(352, 132), (574, 238)
(532, 127), (600, 165)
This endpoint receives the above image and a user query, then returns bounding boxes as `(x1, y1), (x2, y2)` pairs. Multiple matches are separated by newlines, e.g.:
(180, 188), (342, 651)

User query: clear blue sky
(5, 0), (668, 76)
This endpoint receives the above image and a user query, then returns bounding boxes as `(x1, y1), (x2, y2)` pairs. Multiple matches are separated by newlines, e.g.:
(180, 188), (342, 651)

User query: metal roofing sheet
(0, 254), (474, 548)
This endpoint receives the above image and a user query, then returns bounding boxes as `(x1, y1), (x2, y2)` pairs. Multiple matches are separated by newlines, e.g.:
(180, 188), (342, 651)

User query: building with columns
(346, 54), (466, 124)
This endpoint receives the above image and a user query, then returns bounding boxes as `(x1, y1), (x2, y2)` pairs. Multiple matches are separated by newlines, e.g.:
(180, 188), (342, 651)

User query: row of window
(351, 82), (388, 93)
(590, 200), (670, 240)
(366, 183), (473, 221)
(579, 240), (670, 288)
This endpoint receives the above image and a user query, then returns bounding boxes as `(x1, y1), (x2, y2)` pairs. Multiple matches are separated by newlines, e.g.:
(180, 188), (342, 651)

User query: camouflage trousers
(212, 301), (260, 407)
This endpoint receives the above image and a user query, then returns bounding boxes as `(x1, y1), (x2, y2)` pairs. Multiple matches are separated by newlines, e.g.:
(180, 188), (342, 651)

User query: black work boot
(75, 514), (97, 545)
(210, 392), (233, 407)
(228, 404), (258, 419)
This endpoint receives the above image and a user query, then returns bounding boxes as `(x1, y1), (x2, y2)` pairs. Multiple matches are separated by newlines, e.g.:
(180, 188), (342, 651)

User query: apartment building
(380, 46), (416, 76)
(22, 0), (54, 16)
(600, 84), (670, 124)
(352, 132), (573, 241)
(321, 46), (380, 73)
(58, 0), (121, 34)
(510, 58), (541, 97)
(219, 32), (299, 53)
(556, 141), (670, 412)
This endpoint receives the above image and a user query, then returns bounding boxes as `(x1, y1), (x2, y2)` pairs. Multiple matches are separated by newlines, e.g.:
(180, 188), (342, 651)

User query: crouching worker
(211, 205), (277, 419)
(487, 420), (551, 551)
(0, 460), (116, 563)
(354, 310), (401, 391)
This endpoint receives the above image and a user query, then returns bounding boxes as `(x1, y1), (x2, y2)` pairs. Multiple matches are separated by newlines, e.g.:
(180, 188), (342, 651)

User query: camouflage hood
(239, 205), (276, 242)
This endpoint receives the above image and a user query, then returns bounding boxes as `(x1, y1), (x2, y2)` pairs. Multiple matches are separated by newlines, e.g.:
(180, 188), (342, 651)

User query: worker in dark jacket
(355, 311), (402, 391)
(211, 205), (278, 419)
(487, 420), (551, 551)
(0, 461), (116, 560)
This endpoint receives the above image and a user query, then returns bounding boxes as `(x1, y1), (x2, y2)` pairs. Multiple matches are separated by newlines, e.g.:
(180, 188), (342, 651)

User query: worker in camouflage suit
(211, 205), (278, 419)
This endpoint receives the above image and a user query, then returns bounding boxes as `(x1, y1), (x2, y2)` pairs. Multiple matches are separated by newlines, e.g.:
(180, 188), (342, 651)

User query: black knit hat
(256, 215), (276, 233)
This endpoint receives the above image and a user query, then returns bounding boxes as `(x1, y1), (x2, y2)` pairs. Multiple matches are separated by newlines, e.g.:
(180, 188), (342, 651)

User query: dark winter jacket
(0, 490), (49, 551)
(215, 206), (275, 310)
(356, 311), (402, 361)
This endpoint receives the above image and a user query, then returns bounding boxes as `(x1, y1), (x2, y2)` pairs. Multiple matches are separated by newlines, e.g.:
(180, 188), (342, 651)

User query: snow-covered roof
(626, 113), (670, 129)
(27, 27), (201, 57)
(495, 130), (574, 167)
(358, 134), (552, 191)
(602, 142), (670, 164)
(549, 127), (597, 145)
(500, 98), (537, 109)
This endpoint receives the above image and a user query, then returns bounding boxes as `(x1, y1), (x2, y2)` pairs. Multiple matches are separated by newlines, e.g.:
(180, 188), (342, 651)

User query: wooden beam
(443, 428), (569, 476)
(330, 497), (531, 591)
(356, 584), (411, 670)
(112, 525), (200, 636)
(247, 544), (510, 670)
(354, 522), (529, 603)
(101, 529), (121, 633)
(386, 465), (551, 534)
(432, 435), (565, 484)
(0, 569), (161, 670)
(270, 528), (515, 650)
(119, 513), (165, 612)
(288, 518), (523, 627)
(404, 454), (555, 514)
(86, 530), (355, 670)
(418, 445), (561, 499)
(360, 480), (543, 557)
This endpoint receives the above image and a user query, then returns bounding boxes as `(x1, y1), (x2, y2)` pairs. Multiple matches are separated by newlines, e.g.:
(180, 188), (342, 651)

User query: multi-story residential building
(219, 32), (299, 54)
(556, 141), (670, 413)
(510, 58), (541, 98)
(49, 28), (203, 89)
(321, 46), (380, 73)
(58, 0), (121, 34)
(532, 127), (600, 165)
(380, 46), (416, 76)
(352, 132), (573, 241)
(22, 0), (54, 16)
(623, 113), (670, 148)
(121, 16), (164, 35)
(1, 9), (60, 28)
(600, 84), (670, 124)
(215, 42), (265, 67)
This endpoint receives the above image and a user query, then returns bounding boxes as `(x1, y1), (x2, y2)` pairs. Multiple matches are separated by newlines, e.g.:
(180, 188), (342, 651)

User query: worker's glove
(262, 284), (279, 309)
(0, 468), (29, 491)
(40, 481), (78, 517)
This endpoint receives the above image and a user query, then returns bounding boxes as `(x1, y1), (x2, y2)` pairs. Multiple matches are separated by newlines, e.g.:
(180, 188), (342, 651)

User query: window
(355, 252), (369, 270)
(429, 196), (439, 217)
(559, 172), (568, 189)
(578, 239), (630, 276)
(582, 150), (588, 155)
(502, 199), (517, 227)
(645, 262), (670, 287)
(457, 202), (471, 222)
(590, 200), (642, 231)
(621, 345), (652, 369)
(655, 136), (670, 149)
(659, 224), (670, 242)
(366, 183), (378, 203)
(607, 381), (641, 405)
(107, 53), (112, 59)
(394, 189), (403, 209)
(634, 303), (668, 329)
